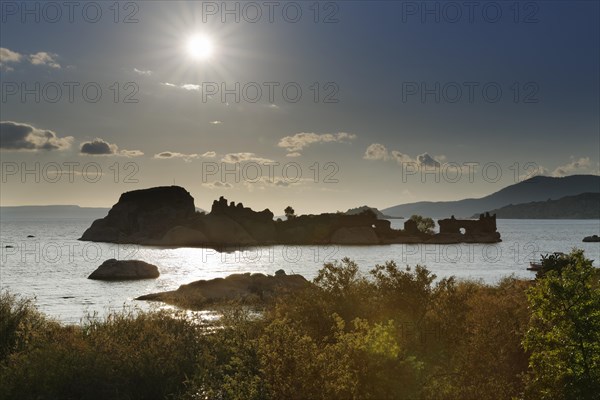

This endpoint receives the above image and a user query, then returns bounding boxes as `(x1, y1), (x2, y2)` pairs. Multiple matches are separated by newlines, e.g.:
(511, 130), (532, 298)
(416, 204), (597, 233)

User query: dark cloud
(0, 121), (73, 151)
(417, 153), (441, 168)
(80, 138), (116, 155)
(80, 138), (143, 157)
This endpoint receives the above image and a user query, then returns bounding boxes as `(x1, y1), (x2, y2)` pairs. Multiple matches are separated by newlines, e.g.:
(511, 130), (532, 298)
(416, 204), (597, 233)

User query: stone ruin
(210, 196), (274, 221)
(438, 212), (499, 237)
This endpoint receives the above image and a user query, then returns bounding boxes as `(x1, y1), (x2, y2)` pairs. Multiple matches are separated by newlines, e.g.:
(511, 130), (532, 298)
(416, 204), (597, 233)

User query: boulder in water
(88, 259), (160, 280)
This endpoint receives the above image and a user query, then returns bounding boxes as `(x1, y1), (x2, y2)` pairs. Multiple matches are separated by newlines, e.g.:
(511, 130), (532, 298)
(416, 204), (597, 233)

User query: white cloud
(278, 132), (357, 155)
(120, 149), (145, 157)
(161, 82), (203, 92)
(1, 48), (62, 70)
(202, 151), (217, 158)
(209, 120), (222, 125)
(390, 151), (414, 164)
(0, 47), (22, 70)
(552, 157), (592, 177)
(29, 52), (61, 69)
(221, 152), (274, 164)
(241, 176), (309, 192)
(153, 151), (199, 162)
(364, 145), (446, 168)
(364, 143), (389, 160)
(203, 181), (233, 189)
(181, 84), (200, 91)
(286, 152), (301, 158)
(133, 68), (152, 76)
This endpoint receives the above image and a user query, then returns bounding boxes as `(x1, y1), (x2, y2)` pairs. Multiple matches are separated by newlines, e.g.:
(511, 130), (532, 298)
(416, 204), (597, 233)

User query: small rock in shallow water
(88, 259), (160, 281)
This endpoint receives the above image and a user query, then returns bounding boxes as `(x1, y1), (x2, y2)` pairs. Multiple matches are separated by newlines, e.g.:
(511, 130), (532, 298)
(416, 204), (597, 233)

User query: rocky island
(136, 270), (309, 309)
(80, 186), (501, 247)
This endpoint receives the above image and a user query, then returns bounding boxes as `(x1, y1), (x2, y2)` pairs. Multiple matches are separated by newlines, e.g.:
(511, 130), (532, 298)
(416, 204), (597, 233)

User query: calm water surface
(1, 218), (599, 324)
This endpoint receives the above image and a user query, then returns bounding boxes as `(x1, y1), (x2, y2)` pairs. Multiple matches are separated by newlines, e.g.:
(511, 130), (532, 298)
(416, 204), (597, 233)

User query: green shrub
(0, 308), (201, 400)
(0, 291), (55, 362)
(524, 249), (600, 400)
(4, 251), (596, 400)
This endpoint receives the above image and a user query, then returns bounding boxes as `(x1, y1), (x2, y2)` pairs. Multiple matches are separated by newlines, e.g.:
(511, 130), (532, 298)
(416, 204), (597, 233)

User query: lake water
(1, 218), (599, 324)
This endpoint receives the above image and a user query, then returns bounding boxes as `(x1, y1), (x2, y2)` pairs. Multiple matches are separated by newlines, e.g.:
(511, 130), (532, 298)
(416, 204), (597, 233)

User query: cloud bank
(278, 132), (357, 156)
(0, 48), (61, 70)
(1, 121), (73, 151)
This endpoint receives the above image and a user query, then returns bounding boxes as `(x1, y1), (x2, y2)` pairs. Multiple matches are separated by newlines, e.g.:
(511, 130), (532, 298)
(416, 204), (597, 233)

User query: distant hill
(473, 192), (600, 219)
(0, 205), (109, 220)
(344, 206), (403, 219)
(382, 175), (600, 218)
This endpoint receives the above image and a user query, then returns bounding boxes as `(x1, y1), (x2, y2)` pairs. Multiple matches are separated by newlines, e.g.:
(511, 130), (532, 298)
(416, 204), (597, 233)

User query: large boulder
(158, 226), (209, 246)
(330, 226), (380, 244)
(80, 186), (196, 243)
(194, 214), (257, 245)
(88, 259), (160, 280)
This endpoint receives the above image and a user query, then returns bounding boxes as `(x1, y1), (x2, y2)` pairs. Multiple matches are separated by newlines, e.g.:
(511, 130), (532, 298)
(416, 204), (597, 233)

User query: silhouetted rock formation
(80, 186), (501, 247)
(136, 271), (309, 309)
(583, 235), (600, 242)
(205, 196), (276, 243)
(88, 259), (160, 280)
(80, 186), (195, 243)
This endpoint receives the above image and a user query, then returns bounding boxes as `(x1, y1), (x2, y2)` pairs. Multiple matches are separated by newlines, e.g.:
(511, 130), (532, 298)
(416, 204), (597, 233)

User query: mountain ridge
(382, 175), (600, 218)
(473, 192), (600, 219)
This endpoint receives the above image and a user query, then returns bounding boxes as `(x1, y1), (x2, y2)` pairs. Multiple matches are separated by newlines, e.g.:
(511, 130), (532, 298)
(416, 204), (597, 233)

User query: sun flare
(186, 34), (214, 60)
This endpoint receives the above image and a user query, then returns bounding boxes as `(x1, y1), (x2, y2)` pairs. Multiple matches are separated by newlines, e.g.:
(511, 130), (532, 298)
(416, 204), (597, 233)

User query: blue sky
(1, 1), (598, 213)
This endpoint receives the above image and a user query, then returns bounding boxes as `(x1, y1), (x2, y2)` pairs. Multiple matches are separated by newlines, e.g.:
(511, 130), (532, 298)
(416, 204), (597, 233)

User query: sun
(186, 34), (214, 60)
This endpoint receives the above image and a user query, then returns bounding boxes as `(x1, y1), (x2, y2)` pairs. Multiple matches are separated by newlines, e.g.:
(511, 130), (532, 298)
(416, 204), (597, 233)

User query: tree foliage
(284, 206), (295, 219)
(523, 249), (600, 400)
(409, 214), (435, 234)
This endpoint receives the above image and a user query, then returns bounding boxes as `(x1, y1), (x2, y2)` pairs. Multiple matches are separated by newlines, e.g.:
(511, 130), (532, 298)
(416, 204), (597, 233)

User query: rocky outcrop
(80, 186), (196, 244)
(158, 226), (208, 246)
(208, 197), (276, 243)
(136, 270), (309, 309)
(583, 235), (600, 242)
(330, 226), (380, 244)
(88, 259), (160, 280)
(192, 214), (257, 245)
(79, 187), (502, 247)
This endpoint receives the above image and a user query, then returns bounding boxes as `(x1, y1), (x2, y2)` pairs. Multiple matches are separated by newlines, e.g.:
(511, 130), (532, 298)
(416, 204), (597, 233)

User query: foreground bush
(0, 291), (55, 362)
(0, 304), (201, 400)
(523, 249), (600, 399)
(1, 250), (597, 399)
